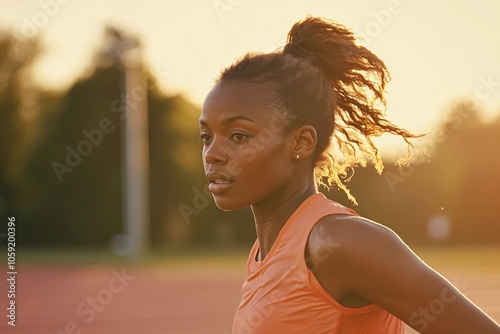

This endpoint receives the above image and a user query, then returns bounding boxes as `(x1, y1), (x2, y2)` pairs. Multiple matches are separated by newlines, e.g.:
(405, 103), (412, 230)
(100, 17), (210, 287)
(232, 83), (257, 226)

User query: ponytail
(218, 16), (419, 204)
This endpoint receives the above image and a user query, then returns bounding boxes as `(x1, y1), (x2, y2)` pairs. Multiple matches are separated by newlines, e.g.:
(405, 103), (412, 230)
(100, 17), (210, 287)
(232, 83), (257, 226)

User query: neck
(251, 182), (317, 261)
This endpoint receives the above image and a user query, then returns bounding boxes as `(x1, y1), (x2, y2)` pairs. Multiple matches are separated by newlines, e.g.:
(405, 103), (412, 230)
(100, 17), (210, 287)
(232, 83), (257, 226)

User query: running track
(1, 264), (499, 333)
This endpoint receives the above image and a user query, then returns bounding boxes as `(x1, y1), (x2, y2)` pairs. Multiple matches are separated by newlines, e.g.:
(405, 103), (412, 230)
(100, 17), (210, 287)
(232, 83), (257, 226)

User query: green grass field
(19, 244), (500, 269)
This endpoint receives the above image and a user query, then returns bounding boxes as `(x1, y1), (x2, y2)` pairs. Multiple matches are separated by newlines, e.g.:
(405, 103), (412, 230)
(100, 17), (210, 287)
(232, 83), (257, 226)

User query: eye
(230, 132), (250, 143)
(198, 132), (212, 145)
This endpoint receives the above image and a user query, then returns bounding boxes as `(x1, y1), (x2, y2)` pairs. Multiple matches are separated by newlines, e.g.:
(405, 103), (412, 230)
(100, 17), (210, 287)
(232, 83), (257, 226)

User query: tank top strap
(246, 193), (357, 275)
(275, 193), (357, 268)
(235, 194), (404, 334)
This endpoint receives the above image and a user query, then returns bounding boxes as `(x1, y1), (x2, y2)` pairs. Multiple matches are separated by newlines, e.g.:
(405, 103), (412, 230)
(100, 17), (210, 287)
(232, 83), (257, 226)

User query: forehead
(201, 82), (278, 125)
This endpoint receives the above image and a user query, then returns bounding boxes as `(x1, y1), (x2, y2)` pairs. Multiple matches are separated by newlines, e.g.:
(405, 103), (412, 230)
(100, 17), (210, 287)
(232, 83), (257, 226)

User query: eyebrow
(199, 115), (256, 126)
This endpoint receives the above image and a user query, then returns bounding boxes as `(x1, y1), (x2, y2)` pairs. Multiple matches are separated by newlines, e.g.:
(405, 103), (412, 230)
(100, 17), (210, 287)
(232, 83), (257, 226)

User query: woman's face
(199, 82), (296, 211)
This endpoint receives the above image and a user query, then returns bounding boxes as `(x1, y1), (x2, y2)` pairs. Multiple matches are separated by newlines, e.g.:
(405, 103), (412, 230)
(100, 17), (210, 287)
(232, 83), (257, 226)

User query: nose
(203, 138), (228, 165)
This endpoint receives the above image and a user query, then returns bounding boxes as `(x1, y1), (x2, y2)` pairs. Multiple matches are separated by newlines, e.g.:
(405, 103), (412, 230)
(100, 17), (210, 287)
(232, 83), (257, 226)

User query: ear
(290, 125), (317, 160)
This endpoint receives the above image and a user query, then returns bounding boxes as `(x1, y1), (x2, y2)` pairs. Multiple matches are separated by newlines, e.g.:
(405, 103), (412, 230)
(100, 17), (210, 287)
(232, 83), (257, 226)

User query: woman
(198, 16), (500, 333)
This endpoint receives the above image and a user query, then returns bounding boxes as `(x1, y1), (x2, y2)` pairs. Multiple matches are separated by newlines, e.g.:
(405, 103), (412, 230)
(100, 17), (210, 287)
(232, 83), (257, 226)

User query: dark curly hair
(216, 16), (418, 203)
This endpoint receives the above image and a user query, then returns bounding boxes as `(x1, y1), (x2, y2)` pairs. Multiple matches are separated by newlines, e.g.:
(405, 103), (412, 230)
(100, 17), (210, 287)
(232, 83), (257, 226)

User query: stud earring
(296, 154), (300, 159)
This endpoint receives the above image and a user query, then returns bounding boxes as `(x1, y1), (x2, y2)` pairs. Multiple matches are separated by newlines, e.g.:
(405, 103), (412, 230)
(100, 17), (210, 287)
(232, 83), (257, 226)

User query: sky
(1, 0), (500, 153)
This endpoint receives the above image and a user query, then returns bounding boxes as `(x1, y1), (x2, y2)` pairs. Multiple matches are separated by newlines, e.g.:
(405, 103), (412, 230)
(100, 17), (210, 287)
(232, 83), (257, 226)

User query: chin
(213, 196), (250, 212)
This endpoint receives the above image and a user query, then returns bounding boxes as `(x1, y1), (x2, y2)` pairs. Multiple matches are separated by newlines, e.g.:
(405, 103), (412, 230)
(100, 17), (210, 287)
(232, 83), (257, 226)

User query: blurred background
(2, 0), (500, 250)
(0, 0), (499, 333)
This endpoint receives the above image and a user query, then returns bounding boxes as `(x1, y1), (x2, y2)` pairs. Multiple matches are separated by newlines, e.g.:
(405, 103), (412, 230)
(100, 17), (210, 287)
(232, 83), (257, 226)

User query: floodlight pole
(116, 35), (150, 261)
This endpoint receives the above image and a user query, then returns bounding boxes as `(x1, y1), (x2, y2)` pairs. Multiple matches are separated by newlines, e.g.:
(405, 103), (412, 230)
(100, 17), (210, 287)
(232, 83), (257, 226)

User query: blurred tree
(20, 27), (240, 248)
(331, 100), (500, 245)
(23, 63), (123, 246)
(0, 33), (38, 217)
(431, 101), (500, 243)
(11, 26), (498, 248)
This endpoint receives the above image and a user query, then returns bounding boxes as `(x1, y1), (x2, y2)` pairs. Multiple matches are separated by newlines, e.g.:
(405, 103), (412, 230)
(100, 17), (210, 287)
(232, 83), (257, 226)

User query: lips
(206, 172), (233, 193)
(212, 180), (231, 184)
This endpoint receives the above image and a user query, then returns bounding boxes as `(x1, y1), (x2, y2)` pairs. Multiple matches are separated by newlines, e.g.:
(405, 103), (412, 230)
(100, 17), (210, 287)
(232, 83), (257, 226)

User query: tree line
(1, 30), (499, 249)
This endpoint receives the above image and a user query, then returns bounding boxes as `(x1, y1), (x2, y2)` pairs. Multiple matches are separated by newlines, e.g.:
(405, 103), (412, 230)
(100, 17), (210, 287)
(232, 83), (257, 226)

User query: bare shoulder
(310, 214), (393, 237)
(306, 213), (422, 305)
(306, 214), (500, 333)
(307, 213), (411, 264)
(305, 214), (413, 308)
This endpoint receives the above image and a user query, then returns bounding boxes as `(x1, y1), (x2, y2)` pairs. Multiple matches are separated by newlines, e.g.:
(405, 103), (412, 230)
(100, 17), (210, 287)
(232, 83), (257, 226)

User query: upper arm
(307, 215), (500, 334)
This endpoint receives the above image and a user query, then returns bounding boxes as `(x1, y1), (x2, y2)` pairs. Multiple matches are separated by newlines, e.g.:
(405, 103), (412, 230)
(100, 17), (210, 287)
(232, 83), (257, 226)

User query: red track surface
(1, 265), (499, 333)
(1, 265), (245, 334)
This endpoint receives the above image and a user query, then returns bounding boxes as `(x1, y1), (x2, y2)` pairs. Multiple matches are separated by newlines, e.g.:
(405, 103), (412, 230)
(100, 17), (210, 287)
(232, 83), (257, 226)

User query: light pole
(107, 28), (150, 260)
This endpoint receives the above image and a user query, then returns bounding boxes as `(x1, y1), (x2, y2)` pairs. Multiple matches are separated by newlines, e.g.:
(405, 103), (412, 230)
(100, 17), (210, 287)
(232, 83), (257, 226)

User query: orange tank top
(232, 193), (404, 334)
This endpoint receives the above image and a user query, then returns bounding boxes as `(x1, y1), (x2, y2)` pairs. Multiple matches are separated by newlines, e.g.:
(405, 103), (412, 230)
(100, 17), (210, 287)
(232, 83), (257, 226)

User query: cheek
(239, 143), (291, 185)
